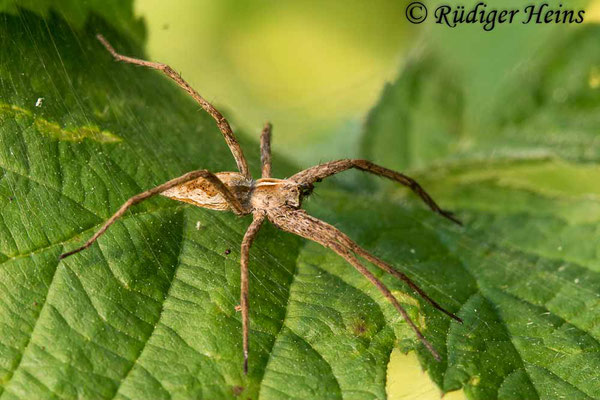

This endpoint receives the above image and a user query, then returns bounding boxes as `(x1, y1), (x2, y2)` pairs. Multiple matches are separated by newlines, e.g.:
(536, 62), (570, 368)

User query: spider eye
(299, 183), (314, 196)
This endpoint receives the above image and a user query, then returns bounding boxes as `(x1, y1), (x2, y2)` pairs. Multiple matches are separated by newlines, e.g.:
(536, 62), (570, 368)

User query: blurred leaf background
(135, 0), (415, 166)
(135, 0), (600, 165)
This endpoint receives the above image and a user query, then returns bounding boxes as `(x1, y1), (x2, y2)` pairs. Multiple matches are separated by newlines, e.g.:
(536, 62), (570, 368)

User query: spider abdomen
(161, 171), (251, 211)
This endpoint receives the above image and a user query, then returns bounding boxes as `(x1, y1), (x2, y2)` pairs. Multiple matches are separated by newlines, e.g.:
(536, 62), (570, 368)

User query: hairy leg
(338, 237), (462, 322)
(273, 207), (460, 320)
(290, 159), (461, 225)
(96, 34), (250, 179)
(240, 212), (266, 374)
(60, 170), (244, 259)
(328, 242), (441, 360)
(268, 207), (443, 361)
(290, 210), (461, 320)
(260, 122), (272, 178)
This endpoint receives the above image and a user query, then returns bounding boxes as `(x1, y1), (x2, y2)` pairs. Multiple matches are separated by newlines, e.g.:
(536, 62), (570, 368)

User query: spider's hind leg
(60, 170), (245, 259)
(96, 34), (251, 179)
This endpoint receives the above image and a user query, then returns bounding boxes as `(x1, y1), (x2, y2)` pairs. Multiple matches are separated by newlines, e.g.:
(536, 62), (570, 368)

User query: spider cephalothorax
(250, 179), (305, 210)
(60, 34), (463, 374)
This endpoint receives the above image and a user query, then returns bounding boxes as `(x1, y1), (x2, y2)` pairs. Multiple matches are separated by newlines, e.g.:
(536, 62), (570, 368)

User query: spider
(60, 34), (463, 374)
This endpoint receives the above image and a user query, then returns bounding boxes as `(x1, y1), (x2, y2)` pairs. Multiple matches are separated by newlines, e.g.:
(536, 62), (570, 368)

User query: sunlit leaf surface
(0, 4), (599, 400)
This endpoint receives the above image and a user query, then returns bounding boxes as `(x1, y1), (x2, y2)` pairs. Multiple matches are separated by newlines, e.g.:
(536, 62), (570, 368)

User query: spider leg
(268, 207), (442, 361)
(96, 34), (251, 179)
(240, 212), (266, 374)
(260, 122), (272, 178)
(60, 170), (244, 259)
(272, 207), (460, 320)
(328, 242), (441, 361)
(290, 159), (461, 225)
(336, 235), (462, 323)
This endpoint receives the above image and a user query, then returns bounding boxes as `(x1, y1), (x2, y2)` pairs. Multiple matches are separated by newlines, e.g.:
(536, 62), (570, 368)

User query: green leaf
(0, 8), (427, 400)
(0, 0), (145, 43)
(362, 51), (464, 171)
(1, 6), (599, 400)
(363, 20), (600, 169)
(293, 156), (600, 399)
(361, 10), (600, 400)
(0, 9), (292, 399)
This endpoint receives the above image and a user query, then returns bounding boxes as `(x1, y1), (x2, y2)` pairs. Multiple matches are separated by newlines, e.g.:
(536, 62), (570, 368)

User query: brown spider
(60, 34), (463, 374)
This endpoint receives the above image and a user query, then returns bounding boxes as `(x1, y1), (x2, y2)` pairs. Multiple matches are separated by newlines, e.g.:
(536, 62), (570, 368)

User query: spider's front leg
(60, 170), (244, 259)
(267, 207), (458, 361)
(290, 159), (461, 225)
